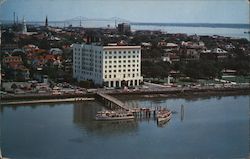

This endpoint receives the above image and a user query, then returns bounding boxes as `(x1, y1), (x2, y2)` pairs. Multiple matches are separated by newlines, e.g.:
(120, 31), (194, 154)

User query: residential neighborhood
(1, 18), (250, 95)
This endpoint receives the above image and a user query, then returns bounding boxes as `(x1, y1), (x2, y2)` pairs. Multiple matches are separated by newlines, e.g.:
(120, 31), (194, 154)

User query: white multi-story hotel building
(73, 43), (143, 88)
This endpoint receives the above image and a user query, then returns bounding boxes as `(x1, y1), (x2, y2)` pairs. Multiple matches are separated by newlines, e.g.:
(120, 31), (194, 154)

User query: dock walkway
(96, 92), (129, 111)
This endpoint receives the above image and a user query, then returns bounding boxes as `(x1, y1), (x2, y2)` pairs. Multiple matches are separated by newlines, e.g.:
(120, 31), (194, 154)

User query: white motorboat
(157, 109), (172, 124)
(95, 111), (135, 121)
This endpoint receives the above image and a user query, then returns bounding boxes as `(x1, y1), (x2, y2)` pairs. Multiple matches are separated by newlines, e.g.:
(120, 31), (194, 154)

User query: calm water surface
(0, 95), (249, 159)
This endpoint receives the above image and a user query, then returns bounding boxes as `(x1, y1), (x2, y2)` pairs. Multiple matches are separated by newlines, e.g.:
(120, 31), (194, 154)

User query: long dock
(96, 93), (160, 119)
(1, 97), (95, 106)
(96, 92), (130, 111)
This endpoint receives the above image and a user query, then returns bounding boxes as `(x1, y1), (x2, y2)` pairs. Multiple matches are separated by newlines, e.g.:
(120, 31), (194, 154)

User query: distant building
(117, 23), (131, 34)
(200, 48), (228, 60)
(1, 44), (19, 53)
(22, 17), (27, 34)
(73, 43), (143, 87)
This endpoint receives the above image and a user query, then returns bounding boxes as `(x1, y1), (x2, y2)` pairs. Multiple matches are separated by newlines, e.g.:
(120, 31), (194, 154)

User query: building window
(118, 70), (121, 72)
(114, 70), (117, 73)
(123, 60), (126, 63)
(128, 56), (131, 58)
(105, 75), (107, 78)
(114, 75), (116, 78)
(109, 75), (111, 78)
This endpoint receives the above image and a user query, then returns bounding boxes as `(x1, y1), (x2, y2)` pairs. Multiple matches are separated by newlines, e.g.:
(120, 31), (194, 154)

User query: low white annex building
(73, 43), (143, 88)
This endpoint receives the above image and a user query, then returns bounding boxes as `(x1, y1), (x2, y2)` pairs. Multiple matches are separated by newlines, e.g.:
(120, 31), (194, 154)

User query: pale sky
(0, 0), (249, 24)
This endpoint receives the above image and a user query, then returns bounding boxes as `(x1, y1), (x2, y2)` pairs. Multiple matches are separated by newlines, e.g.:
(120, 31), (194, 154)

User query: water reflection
(73, 102), (139, 136)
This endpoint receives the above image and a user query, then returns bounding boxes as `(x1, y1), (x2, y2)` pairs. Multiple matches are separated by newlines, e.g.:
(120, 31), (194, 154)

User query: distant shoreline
(1, 20), (250, 29)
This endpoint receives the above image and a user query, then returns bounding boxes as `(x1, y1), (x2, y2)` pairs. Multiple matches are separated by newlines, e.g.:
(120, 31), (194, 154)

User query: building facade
(117, 23), (131, 34)
(73, 43), (143, 88)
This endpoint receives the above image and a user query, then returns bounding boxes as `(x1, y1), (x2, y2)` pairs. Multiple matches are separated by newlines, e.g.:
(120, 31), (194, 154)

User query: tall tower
(22, 17), (27, 33)
(45, 16), (48, 28)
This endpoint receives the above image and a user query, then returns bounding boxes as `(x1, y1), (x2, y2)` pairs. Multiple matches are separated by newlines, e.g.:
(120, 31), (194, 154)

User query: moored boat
(95, 111), (135, 121)
(157, 108), (172, 124)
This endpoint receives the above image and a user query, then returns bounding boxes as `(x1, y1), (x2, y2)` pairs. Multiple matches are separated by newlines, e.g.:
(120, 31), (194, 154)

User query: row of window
(104, 50), (140, 55)
(104, 73), (140, 79)
(104, 68), (139, 73)
(74, 48), (102, 54)
(104, 55), (139, 59)
(104, 60), (139, 64)
(104, 64), (139, 69)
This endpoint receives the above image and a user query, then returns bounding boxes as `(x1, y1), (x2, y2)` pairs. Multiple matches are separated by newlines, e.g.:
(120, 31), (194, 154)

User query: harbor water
(0, 95), (249, 159)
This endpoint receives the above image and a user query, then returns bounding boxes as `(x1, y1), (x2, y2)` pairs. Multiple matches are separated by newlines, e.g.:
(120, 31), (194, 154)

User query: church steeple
(45, 16), (48, 28)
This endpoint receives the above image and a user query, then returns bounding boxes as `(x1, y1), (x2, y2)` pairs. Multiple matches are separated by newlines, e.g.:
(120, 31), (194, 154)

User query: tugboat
(157, 108), (172, 125)
(95, 111), (135, 121)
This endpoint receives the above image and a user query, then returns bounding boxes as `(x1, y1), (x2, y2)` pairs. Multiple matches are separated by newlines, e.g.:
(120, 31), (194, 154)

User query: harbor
(0, 95), (249, 159)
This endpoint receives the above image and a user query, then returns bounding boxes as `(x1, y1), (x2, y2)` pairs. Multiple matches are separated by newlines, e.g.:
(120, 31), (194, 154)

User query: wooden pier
(96, 92), (168, 119)
(96, 93), (130, 111)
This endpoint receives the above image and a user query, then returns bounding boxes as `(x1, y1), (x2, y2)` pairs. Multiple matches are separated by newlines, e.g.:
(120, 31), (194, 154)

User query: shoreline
(1, 86), (250, 106)
(1, 97), (95, 106)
